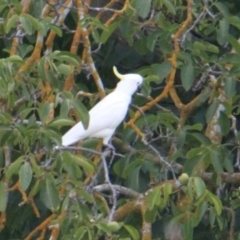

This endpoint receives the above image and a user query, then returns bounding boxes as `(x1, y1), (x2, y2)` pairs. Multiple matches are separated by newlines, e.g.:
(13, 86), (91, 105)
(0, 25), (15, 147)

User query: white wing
(61, 91), (131, 146)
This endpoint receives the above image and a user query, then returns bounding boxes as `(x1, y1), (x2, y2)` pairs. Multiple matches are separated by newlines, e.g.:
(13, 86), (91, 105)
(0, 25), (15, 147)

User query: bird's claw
(103, 144), (115, 155)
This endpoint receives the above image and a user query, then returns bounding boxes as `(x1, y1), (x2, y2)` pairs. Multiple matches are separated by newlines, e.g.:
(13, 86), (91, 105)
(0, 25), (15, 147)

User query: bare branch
(147, 143), (176, 179)
(94, 184), (140, 199)
(181, 10), (206, 45)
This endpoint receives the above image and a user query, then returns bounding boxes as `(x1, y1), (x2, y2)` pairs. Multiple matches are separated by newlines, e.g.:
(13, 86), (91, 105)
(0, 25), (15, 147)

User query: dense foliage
(0, 0), (240, 239)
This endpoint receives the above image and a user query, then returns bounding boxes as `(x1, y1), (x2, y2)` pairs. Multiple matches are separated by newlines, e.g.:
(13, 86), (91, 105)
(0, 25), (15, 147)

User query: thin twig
(131, 104), (151, 134)
(147, 143), (176, 179)
(56, 145), (124, 158)
(181, 10), (206, 45)
(55, 146), (104, 155)
(94, 184), (140, 199)
(101, 151), (117, 222)
(203, 0), (218, 18)
(14, 89), (41, 109)
(84, 3), (125, 13)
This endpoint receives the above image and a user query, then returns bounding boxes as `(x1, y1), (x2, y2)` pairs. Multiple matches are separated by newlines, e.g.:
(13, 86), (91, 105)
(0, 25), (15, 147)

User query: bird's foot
(106, 143), (115, 151)
(102, 144), (115, 155)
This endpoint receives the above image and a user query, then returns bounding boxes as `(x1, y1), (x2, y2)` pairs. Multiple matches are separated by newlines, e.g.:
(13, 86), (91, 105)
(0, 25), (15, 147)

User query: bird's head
(113, 66), (143, 95)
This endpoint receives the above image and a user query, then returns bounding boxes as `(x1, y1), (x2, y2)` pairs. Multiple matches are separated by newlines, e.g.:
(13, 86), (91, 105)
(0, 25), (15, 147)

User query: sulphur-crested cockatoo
(61, 67), (143, 147)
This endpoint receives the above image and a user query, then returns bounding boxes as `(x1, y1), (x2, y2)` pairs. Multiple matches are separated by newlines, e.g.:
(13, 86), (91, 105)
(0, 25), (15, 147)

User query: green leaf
(132, 0), (152, 18)
(216, 215), (224, 231)
(30, 157), (42, 178)
(147, 186), (161, 210)
(100, 21), (119, 43)
(204, 42), (219, 53)
(19, 161), (33, 191)
(38, 102), (51, 123)
(145, 207), (158, 223)
(106, 222), (122, 232)
(207, 192), (222, 215)
(219, 53), (240, 65)
(228, 35), (240, 55)
(49, 24), (62, 37)
(5, 15), (19, 34)
(189, 133), (211, 145)
(205, 101), (219, 123)
(147, 32), (160, 52)
(0, 181), (7, 212)
(151, 61), (172, 80)
(0, 2), (7, 13)
(124, 225), (140, 240)
(98, 222), (122, 233)
(20, 15), (34, 35)
(182, 217), (193, 240)
(62, 151), (95, 173)
(209, 147), (223, 176)
(145, 75), (160, 83)
(77, 189), (94, 203)
(184, 123), (203, 131)
(61, 194), (70, 211)
(141, 81), (151, 97)
(217, 19), (229, 45)
(92, 28), (100, 42)
(89, 17), (108, 31)
(231, 199), (240, 209)
(28, 180), (41, 197)
(209, 206), (216, 227)
(162, 183), (172, 207)
(214, 2), (229, 17)
(40, 177), (60, 211)
(163, 0), (176, 14)
(0, 123), (12, 131)
(72, 99), (90, 129)
(74, 226), (88, 239)
(181, 63), (194, 91)
(193, 202), (208, 227)
(48, 118), (74, 128)
(227, 16), (240, 30)
(72, 155), (95, 173)
(192, 177), (206, 198)
(222, 148), (234, 173)
(193, 41), (206, 51)
(6, 156), (24, 180)
(57, 64), (72, 76)
(224, 77), (236, 98)
(186, 147), (204, 159)
(39, 20), (50, 36)
(134, 36), (148, 54)
(37, 59), (47, 80)
(193, 41), (219, 53)
(54, 52), (80, 67)
(176, 130), (186, 148)
(123, 158), (143, 178)
(21, 14), (40, 31)
(7, 55), (24, 64)
(97, 223), (113, 234)
(218, 112), (230, 136)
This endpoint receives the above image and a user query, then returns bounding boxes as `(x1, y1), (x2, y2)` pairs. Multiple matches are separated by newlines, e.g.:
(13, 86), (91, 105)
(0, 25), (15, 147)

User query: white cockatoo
(61, 66), (143, 147)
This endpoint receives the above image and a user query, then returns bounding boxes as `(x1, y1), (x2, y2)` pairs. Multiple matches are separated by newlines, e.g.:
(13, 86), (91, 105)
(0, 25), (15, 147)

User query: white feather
(61, 71), (143, 146)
